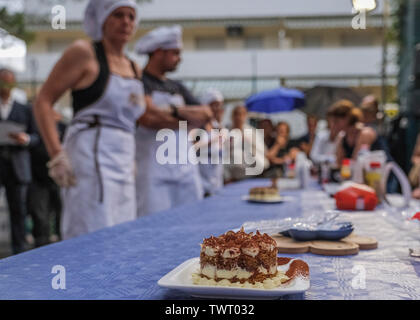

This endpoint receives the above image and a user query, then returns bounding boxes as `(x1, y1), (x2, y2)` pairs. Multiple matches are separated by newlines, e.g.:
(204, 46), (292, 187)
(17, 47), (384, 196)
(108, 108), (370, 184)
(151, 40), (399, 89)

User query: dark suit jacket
(30, 121), (67, 185)
(0, 101), (40, 184)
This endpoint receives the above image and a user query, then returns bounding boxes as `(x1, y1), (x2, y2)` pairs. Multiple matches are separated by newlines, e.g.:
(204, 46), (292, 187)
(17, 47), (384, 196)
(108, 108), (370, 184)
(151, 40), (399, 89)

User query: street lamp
(351, 0), (377, 12)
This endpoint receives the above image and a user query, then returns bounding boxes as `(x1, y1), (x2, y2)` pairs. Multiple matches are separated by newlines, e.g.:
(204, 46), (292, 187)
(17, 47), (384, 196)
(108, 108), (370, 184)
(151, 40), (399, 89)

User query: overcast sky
(0, 0), (23, 13)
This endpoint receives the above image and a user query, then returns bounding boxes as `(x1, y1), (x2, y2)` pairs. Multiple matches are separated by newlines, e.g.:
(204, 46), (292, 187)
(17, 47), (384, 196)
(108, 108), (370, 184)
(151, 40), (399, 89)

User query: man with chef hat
(135, 25), (212, 217)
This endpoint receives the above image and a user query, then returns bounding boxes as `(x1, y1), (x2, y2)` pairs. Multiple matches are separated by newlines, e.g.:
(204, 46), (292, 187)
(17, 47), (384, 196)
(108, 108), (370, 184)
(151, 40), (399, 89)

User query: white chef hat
(200, 88), (224, 105)
(135, 25), (183, 54)
(83, 0), (139, 41)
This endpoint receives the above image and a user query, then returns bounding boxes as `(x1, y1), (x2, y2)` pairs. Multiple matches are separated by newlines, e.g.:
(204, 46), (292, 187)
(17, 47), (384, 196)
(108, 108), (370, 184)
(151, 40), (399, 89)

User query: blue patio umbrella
(245, 87), (305, 114)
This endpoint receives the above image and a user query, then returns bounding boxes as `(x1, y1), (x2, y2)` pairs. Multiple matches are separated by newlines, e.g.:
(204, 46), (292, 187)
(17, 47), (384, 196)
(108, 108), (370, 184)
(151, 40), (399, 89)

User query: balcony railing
(18, 47), (397, 87)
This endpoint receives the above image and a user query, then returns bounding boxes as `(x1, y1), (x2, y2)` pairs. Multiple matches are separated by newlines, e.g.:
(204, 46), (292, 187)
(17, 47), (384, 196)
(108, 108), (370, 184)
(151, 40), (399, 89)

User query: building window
(244, 36), (264, 50)
(341, 34), (373, 47)
(196, 37), (226, 50)
(47, 39), (73, 52)
(302, 35), (322, 48)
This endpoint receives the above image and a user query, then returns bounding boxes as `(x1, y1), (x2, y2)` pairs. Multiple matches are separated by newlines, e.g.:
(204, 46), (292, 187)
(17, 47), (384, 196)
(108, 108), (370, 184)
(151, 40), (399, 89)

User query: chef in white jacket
(195, 88), (225, 196)
(135, 26), (212, 217)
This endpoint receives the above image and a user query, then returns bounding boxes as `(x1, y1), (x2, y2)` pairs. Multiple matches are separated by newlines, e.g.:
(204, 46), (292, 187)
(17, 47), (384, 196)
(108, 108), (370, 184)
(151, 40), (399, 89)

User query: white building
(17, 0), (396, 104)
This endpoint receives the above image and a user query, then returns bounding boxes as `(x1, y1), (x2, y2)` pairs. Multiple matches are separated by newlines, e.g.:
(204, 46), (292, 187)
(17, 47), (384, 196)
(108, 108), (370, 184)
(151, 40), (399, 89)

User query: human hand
(179, 105), (214, 128)
(47, 150), (77, 187)
(9, 132), (29, 146)
(288, 147), (300, 160)
(413, 188), (420, 199)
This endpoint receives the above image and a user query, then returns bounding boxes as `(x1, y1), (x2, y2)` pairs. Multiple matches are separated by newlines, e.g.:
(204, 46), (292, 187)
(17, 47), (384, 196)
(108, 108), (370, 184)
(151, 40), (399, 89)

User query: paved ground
(0, 190), (61, 260)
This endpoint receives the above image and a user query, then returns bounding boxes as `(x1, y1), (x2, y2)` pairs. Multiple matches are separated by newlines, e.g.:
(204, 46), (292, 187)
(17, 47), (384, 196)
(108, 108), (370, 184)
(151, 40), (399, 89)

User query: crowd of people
(0, 0), (419, 256)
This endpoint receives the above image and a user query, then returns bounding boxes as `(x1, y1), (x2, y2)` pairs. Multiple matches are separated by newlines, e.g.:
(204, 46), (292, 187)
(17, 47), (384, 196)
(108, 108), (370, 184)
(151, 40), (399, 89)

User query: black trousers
(0, 160), (28, 254)
(27, 180), (62, 247)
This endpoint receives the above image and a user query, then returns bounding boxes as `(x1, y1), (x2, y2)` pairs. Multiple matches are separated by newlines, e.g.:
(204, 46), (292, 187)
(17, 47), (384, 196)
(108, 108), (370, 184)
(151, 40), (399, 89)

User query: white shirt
(0, 97), (13, 120)
(310, 129), (337, 164)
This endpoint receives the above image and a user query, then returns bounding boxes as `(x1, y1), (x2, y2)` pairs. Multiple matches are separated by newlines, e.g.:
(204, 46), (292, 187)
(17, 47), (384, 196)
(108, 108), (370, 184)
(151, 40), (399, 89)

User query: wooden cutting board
(272, 233), (378, 256)
(342, 234), (378, 250)
(310, 240), (359, 256)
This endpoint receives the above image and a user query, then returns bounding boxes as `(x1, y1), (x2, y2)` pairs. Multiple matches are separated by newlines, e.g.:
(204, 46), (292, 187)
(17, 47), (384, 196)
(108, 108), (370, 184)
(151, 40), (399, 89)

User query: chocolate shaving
(277, 257), (292, 266)
(202, 229), (276, 252)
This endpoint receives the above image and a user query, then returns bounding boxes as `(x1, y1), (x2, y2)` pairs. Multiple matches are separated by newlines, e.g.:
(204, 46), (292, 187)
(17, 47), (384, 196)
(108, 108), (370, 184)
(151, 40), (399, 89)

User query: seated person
(310, 113), (341, 165)
(224, 105), (268, 183)
(327, 100), (391, 167)
(360, 95), (381, 132)
(296, 114), (318, 158)
(359, 93), (393, 156)
(265, 121), (300, 175)
(409, 133), (420, 199)
(257, 119), (276, 149)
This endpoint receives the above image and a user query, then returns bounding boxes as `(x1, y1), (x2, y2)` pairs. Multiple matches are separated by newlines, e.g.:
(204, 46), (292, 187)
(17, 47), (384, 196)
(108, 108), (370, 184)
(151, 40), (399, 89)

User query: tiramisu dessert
(192, 228), (288, 289)
(249, 186), (280, 201)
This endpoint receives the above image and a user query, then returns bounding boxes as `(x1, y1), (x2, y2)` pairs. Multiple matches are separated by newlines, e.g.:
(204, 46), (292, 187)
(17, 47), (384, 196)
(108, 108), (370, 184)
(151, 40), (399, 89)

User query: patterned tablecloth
(0, 178), (420, 300)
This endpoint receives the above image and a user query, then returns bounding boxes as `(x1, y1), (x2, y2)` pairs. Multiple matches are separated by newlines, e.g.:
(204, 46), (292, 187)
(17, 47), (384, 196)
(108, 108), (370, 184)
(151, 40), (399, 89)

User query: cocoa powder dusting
(283, 259), (310, 284)
(277, 257), (292, 265)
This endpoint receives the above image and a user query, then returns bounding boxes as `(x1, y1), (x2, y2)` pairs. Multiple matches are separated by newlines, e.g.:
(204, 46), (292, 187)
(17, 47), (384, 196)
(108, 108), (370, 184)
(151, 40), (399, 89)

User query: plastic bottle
(364, 161), (382, 200)
(353, 145), (370, 184)
(340, 158), (352, 181)
(287, 163), (296, 179)
(358, 144), (370, 157)
(320, 161), (330, 184)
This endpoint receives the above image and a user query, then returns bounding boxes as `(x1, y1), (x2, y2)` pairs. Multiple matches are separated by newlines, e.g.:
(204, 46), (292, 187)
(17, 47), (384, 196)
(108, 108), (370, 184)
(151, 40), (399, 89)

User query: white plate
(241, 195), (293, 204)
(158, 258), (310, 299)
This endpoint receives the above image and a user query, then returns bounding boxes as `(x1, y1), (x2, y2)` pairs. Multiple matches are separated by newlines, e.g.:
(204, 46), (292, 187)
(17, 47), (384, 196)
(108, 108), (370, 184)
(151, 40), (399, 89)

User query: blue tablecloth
(1, 178), (420, 300)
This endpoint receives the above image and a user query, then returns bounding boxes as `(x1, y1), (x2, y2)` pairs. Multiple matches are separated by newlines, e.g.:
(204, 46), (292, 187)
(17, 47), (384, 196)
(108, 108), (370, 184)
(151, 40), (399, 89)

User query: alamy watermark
(155, 121), (265, 176)
(51, 265), (66, 290)
(351, 8), (368, 30)
(51, 5), (66, 30)
(351, 264), (366, 289)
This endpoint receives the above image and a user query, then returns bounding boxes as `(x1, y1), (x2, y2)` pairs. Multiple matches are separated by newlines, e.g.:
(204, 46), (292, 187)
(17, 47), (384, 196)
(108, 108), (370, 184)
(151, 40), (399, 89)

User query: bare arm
(34, 40), (93, 158)
(137, 96), (180, 130)
(138, 96), (213, 129)
(130, 61), (213, 130)
(412, 133), (420, 165)
(266, 136), (290, 165)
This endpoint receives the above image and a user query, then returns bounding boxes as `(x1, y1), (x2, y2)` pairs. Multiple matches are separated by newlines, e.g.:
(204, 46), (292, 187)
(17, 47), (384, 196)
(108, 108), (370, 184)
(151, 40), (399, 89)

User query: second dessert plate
(241, 195), (293, 204)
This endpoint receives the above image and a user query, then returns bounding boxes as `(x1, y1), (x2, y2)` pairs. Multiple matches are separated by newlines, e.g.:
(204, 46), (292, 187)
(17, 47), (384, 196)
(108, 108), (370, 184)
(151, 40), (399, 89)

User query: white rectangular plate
(158, 258), (310, 299)
(241, 195), (294, 204)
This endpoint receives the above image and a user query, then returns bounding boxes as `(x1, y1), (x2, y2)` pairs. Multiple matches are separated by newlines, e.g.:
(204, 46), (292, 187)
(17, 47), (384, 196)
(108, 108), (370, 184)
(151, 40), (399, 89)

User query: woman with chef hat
(33, 0), (145, 240)
(34, 0), (213, 239)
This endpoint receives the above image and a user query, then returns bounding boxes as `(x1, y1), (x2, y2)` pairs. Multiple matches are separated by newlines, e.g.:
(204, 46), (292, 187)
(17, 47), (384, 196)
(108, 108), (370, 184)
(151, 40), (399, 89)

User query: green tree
(0, 7), (35, 44)
(1, 0), (152, 44)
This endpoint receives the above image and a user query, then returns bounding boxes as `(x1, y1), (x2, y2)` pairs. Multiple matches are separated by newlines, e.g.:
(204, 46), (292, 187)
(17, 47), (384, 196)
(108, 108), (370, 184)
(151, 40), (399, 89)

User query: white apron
(135, 91), (203, 217)
(62, 73), (145, 240)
